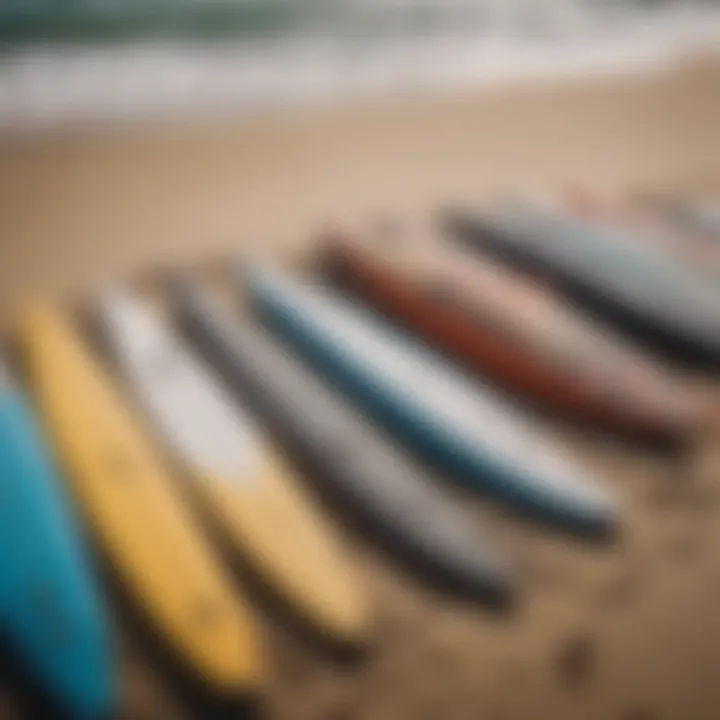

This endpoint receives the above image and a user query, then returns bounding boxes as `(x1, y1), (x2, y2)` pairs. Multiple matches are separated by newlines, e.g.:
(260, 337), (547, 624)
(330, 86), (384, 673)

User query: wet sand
(1, 53), (720, 719)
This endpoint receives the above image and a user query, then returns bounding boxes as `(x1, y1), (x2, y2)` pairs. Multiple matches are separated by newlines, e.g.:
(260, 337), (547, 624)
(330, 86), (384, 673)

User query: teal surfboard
(0, 362), (114, 718)
(239, 265), (616, 536)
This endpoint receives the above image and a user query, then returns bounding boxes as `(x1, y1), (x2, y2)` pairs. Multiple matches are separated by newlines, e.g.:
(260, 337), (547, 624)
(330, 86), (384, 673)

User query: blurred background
(2, 0), (720, 129)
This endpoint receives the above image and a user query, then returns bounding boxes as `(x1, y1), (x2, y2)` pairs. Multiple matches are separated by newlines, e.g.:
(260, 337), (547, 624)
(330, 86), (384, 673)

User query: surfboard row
(0, 195), (714, 717)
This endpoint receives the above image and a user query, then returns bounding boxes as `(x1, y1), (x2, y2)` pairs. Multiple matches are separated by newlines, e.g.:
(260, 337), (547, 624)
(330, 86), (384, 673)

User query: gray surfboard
(171, 279), (513, 607)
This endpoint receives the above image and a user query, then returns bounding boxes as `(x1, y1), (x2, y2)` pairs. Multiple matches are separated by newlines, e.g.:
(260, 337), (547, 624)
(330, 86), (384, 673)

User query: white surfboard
(97, 290), (366, 646)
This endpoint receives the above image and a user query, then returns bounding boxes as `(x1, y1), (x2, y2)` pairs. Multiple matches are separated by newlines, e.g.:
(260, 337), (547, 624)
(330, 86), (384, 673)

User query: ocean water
(1, 1), (720, 130)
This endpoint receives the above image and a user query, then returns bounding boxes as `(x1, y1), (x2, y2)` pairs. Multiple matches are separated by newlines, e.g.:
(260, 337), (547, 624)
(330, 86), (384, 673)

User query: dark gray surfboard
(443, 204), (720, 364)
(171, 279), (513, 607)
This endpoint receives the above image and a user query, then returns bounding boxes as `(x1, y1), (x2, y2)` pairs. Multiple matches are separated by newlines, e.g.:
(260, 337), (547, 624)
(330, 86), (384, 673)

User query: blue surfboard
(239, 265), (616, 536)
(0, 363), (114, 718)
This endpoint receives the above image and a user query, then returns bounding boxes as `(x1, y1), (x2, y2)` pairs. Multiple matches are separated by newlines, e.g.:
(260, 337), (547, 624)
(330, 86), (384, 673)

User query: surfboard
(617, 197), (720, 284)
(20, 304), (257, 695)
(96, 290), (365, 645)
(238, 265), (617, 536)
(443, 204), (720, 364)
(321, 229), (699, 441)
(638, 196), (720, 241)
(171, 279), (512, 606)
(0, 363), (114, 718)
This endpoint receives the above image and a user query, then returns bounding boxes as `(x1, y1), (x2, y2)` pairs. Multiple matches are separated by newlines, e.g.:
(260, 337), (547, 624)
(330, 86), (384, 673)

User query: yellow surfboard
(98, 291), (365, 646)
(20, 304), (257, 694)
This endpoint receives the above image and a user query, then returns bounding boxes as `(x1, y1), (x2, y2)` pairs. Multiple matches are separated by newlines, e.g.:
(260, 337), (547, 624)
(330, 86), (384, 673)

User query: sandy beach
(1, 53), (720, 719)
(2, 53), (720, 316)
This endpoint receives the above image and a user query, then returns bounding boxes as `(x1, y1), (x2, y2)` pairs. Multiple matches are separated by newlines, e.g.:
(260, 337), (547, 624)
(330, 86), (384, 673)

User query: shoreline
(1, 8), (720, 132)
